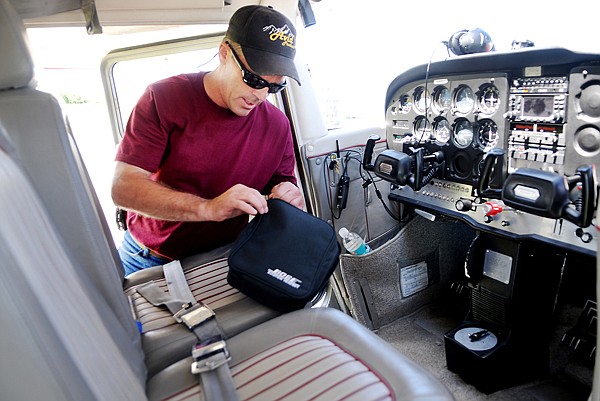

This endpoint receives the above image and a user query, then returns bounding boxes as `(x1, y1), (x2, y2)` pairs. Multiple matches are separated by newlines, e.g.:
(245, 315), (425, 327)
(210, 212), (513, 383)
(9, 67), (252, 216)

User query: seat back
(0, 124), (147, 400)
(0, 0), (145, 382)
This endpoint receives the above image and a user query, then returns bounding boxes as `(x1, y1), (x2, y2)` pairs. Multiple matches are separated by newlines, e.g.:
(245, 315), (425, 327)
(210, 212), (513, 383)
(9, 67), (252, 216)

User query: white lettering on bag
(267, 268), (302, 289)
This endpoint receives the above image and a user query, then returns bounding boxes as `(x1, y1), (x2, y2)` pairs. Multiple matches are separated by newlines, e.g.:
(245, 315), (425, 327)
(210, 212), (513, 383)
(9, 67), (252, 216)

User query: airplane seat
(0, 129), (455, 400)
(0, 124), (148, 400)
(0, 0), (146, 383)
(124, 247), (281, 376)
(0, 0), (281, 377)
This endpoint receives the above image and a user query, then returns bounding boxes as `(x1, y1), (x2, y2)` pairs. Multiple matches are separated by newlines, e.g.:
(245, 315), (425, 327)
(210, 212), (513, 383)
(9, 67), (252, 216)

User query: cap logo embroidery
(262, 24), (295, 49)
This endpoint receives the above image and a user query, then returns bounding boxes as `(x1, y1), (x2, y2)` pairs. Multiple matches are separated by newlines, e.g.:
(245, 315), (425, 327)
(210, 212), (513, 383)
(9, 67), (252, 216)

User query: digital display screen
(521, 96), (554, 118)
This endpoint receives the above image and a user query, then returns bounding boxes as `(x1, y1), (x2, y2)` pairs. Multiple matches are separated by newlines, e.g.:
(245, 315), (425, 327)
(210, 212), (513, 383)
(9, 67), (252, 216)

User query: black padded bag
(227, 199), (340, 312)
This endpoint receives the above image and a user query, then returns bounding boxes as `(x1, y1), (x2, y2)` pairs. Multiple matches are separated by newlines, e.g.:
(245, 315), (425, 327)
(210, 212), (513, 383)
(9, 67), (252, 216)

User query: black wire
(417, 42), (448, 145)
(197, 52), (219, 70)
(344, 152), (401, 221)
(340, 149), (401, 221)
(340, 152), (351, 177)
(323, 154), (342, 220)
(322, 149), (404, 222)
(364, 169), (401, 221)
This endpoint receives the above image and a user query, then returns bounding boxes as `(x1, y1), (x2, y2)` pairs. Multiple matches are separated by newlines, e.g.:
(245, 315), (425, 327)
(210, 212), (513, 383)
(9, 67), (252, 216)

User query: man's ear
(218, 42), (229, 63)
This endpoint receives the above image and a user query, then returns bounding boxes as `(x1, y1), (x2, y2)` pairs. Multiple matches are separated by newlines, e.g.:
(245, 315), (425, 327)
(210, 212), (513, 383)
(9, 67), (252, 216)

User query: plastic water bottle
(338, 227), (371, 255)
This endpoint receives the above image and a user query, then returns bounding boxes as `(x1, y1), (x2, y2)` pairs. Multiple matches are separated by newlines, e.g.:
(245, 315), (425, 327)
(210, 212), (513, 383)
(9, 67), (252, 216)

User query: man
(112, 5), (305, 275)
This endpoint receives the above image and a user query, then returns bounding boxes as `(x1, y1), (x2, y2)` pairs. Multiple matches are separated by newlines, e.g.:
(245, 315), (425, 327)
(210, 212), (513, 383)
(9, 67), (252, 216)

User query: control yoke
(362, 135), (380, 171)
(502, 165), (597, 228)
(363, 139), (444, 191)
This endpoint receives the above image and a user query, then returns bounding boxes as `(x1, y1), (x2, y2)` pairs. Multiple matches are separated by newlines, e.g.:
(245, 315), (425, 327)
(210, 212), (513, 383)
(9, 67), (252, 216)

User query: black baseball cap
(226, 5), (300, 85)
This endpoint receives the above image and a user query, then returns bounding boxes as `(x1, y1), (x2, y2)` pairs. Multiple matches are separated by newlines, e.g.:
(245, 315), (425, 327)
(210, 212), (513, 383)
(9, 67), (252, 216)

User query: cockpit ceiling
(11, 0), (256, 27)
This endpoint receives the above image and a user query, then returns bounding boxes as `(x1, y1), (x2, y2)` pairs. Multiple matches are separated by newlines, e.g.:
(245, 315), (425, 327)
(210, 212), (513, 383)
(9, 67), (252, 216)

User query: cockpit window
(298, 0), (597, 131)
(110, 47), (221, 137)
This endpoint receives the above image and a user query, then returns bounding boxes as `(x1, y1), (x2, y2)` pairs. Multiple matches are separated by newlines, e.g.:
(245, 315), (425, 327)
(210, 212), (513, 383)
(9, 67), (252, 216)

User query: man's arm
(111, 161), (268, 222)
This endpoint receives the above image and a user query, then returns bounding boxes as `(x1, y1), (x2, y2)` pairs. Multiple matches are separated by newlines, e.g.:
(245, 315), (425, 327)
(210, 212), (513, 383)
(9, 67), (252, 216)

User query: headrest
(0, 0), (35, 90)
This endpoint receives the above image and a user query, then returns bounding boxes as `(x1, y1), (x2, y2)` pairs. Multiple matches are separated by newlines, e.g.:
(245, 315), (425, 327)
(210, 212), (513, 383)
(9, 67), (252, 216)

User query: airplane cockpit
(367, 40), (600, 393)
(0, 1), (599, 400)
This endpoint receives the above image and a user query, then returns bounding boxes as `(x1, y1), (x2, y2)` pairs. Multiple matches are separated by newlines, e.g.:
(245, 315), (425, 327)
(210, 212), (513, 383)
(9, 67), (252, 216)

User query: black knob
(575, 228), (593, 243)
(455, 198), (473, 212)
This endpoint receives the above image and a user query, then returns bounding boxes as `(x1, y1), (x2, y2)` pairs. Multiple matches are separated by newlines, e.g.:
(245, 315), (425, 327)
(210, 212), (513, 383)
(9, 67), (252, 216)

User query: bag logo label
(267, 268), (302, 289)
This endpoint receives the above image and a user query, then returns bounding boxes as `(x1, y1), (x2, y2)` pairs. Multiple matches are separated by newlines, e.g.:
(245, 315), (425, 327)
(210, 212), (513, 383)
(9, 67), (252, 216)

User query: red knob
(483, 201), (503, 216)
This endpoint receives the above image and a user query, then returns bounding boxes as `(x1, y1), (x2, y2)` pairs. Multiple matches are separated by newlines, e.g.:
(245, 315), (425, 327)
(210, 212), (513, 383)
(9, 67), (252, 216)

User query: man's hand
(202, 184), (268, 221)
(269, 182), (305, 210)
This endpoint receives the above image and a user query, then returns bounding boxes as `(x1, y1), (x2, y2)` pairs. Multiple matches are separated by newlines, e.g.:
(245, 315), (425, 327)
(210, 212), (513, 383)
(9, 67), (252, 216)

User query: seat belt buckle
(174, 302), (215, 330)
(191, 339), (231, 374)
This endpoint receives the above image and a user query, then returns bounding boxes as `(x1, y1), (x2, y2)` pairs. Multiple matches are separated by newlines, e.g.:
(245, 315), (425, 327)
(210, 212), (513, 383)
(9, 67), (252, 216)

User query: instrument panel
(388, 74), (508, 187)
(384, 48), (600, 255)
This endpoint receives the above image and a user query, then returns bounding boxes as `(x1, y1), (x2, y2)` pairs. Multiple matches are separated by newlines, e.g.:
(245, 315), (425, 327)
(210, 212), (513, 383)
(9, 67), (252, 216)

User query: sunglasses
(226, 41), (287, 94)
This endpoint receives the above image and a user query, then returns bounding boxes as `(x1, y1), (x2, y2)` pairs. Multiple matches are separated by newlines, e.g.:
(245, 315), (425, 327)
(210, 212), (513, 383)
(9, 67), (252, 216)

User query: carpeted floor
(336, 215), (596, 400)
(375, 302), (592, 401)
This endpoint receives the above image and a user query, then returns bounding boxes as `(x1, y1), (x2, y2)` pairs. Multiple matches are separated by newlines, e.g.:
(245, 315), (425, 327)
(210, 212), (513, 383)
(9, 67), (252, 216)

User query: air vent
(471, 287), (508, 326)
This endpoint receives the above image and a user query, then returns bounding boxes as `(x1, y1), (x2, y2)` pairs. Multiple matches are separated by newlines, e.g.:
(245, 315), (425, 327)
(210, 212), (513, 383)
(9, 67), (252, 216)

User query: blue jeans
(118, 230), (171, 276)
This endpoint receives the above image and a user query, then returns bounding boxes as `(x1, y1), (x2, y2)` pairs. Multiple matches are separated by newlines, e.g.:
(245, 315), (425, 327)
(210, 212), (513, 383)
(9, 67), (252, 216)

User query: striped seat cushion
(125, 258), (247, 333)
(165, 335), (393, 401)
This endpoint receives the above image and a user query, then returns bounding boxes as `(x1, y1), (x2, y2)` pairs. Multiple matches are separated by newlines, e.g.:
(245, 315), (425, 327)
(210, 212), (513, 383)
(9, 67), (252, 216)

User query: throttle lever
(478, 148), (504, 199)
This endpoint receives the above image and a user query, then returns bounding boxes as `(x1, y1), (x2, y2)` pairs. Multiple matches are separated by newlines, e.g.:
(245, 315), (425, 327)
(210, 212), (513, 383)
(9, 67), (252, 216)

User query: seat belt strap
(136, 261), (239, 401)
(164, 260), (195, 302)
(137, 282), (223, 344)
(201, 360), (239, 401)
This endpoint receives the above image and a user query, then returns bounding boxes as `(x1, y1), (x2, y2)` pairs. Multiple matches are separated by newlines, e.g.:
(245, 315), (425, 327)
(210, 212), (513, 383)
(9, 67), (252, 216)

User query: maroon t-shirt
(115, 72), (297, 259)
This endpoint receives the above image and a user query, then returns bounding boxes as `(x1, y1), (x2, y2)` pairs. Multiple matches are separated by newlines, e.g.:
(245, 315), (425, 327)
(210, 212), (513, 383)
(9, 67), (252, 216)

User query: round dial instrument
(414, 116), (432, 141)
(454, 85), (475, 115)
(398, 94), (413, 114)
(478, 85), (501, 115)
(413, 86), (431, 114)
(477, 119), (499, 149)
(433, 86), (452, 114)
(433, 118), (451, 144)
(453, 118), (473, 148)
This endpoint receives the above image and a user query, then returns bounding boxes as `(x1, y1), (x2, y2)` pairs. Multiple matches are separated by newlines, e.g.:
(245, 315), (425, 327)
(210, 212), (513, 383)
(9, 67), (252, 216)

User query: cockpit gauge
(413, 86), (431, 114)
(477, 119), (499, 149)
(453, 118), (473, 148)
(433, 118), (451, 144)
(414, 116), (432, 141)
(398, 94), (413, 114)
(433, 86), (452, 114)
(478, 85), (501, 115)
(453, 85), (475, 115)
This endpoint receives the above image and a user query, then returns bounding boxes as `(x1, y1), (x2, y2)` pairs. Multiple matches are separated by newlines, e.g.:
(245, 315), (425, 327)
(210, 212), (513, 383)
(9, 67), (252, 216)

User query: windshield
(299, 0), (597, 129)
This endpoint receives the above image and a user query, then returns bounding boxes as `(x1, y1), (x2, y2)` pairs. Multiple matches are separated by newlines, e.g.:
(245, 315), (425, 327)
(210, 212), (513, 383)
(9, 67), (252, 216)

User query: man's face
(223, 45), (286, 117)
